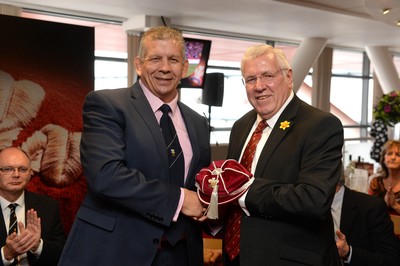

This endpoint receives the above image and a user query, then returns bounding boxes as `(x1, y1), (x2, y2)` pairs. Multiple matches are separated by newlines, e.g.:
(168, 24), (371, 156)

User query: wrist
(30, 239), (41, 252)
(342, 245), (351, 261)
(3, 245), (14, 261)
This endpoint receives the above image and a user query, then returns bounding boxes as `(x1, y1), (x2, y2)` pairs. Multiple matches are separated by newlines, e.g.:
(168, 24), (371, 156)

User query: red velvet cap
(195, 159), (254, 205)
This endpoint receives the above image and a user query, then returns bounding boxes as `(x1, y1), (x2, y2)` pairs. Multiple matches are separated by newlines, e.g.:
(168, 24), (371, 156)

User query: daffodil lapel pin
(279, 120), (291, 130)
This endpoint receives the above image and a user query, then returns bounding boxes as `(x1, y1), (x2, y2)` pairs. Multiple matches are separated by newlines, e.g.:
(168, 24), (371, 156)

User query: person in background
(59, 26), (211, 266)
(203, 247), (222, 266)
(0, 147), (66, 266)
(224, 44), (344, 265)
(332, 167), (400, 265)
(369, 140), (400, 217)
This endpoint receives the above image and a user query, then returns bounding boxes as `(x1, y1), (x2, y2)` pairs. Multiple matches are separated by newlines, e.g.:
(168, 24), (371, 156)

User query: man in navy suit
(224, 44), (344, 265)
(0, 147), (66, 266)
(332, 172), (400, 265)
(59, 26), (211, 266)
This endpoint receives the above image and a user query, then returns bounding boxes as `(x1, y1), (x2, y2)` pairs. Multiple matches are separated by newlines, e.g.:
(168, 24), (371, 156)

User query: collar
(139, 80), (179, 114)
(0, 192), (25, 211)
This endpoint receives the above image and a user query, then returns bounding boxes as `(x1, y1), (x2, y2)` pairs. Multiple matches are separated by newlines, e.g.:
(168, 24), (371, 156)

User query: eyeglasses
(242, 69), (287, 87)
(0, 166), (30, 175)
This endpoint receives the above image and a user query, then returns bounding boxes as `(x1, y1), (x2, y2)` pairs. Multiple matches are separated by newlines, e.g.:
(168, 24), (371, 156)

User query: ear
(134, 56), (142, 76)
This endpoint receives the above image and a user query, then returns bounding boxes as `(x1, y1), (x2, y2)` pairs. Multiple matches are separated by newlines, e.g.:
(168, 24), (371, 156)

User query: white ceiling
(1, 0), (400, 52)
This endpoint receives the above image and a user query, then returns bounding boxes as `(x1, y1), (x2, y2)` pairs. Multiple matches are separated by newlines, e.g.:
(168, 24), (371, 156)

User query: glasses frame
(0, 166), (31, 175)
(242, 68), (287, 87)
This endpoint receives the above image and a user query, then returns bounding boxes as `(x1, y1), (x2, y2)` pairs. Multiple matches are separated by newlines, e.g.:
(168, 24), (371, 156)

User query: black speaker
(202, 73), (224, 107)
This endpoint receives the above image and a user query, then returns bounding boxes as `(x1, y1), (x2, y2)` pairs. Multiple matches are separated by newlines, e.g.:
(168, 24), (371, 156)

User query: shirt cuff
(172, 188), (185, 222)
(30, 239), (43, 257)
(342, 245), (352, 264)
(1, 246), (15, 265)
(238, 190), (250, 216)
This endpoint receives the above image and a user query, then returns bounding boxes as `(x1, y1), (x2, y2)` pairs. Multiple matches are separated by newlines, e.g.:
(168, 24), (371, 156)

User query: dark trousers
(152, 240), (189, 266)
(223, 252), (240, 266)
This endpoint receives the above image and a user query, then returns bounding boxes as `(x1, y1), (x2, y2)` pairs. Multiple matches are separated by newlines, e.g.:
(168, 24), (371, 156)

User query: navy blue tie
(8, 203), (18, 235)
(8, 203), (18, 265)
(159, 104), (184, 186)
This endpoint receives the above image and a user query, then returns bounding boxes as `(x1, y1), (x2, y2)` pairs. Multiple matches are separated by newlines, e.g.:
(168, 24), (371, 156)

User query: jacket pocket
(76, 206), (116, 232)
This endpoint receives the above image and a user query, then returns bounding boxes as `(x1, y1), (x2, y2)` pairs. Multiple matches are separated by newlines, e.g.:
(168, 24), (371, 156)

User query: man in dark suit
(0, 147), (66, 266)
(332, 173), (400, 265)
(224, 44), (344, 265)
(59, 26), (211, 266)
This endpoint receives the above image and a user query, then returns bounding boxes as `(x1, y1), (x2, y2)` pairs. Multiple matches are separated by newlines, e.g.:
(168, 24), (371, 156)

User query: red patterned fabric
(0, 16), (93, 234)
(195, 159), (253, 205)
(224, 120), (267, 261)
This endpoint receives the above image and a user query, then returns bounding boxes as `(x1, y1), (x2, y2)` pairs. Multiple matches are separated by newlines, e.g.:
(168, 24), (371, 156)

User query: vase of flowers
(373, 90), (400, 127)
(370, 90), (400, 162)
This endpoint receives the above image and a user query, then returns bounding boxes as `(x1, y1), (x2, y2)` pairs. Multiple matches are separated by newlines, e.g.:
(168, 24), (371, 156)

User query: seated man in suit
(331, 169), (400, 265)
(0, 147), (66, 265)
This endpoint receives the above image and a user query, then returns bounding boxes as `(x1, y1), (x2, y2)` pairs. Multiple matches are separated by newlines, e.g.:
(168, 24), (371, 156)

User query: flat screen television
(180, 38), (212, 89)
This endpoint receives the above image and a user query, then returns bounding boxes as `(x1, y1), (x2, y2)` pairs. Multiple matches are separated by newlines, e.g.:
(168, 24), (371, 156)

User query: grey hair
(138, 26), (186, 61)
(240, 44), (291, 75)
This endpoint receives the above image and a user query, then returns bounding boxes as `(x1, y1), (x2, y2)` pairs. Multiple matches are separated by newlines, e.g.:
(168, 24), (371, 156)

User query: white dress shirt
(0, 193), (43, 266)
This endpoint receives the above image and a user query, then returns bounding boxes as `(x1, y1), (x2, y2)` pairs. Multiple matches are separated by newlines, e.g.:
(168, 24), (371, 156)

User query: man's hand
(3, 209), (42, 260)
(335, 229), (350, 258)
(181, 188), (207, 221)
(26, 209), (41, 252)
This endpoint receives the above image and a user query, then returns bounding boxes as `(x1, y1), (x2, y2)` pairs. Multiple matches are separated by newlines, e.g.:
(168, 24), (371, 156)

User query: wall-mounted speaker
(202, 73), (224, 107)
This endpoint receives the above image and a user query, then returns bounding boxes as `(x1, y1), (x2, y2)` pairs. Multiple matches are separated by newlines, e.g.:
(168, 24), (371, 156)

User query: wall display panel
(180, 38), (212, 89)
(0, 14), (94, 233)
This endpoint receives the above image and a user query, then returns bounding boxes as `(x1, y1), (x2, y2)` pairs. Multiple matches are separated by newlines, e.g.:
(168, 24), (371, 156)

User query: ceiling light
(382, 8), (391, 15)
(397, 21), (400, 26)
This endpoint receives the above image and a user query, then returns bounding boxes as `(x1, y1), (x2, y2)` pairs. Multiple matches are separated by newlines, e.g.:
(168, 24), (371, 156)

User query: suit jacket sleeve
(342, 189), (400, 266)
(26, 192), (66, 266)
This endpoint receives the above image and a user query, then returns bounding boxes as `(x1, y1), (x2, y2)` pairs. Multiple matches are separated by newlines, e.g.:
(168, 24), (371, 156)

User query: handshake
(195, 159), (254, 219)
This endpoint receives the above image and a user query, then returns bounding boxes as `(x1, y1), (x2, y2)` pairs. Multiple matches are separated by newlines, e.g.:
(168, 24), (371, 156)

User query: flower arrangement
(373, 90), (400, 127)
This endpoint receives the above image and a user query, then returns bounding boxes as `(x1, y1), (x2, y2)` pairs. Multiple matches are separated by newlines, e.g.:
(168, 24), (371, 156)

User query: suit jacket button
(153, 239), (159, 245)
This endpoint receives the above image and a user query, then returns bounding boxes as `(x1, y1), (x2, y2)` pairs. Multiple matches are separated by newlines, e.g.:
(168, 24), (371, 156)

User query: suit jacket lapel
(0, 205), (6, 244)
(254, 95), (299, 177)
(129, 84), (169, 167)
(340, 187), (357, 233)
(232, 112), (258, 161)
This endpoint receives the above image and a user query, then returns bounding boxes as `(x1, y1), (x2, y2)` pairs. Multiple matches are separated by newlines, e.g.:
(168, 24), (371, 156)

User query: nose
(12, 168), (21, 175)
(158, 58), (173, 71)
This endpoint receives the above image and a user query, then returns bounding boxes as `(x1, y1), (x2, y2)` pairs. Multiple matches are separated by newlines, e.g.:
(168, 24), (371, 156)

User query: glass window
(95, 60), (127, 90)
(332, 49), (364, 76)
(394, 54), (400, 76)
(331, 77), (363, 123)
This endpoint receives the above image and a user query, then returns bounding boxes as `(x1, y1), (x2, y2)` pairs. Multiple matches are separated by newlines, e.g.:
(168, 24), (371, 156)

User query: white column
(312, 47), (333, 111)
(365, 46), (400, 94)
(290, 37), (327, 92)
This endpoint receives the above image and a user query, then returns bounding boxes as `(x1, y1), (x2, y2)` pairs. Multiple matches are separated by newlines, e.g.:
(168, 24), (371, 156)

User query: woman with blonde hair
(369, 140), (400, 217)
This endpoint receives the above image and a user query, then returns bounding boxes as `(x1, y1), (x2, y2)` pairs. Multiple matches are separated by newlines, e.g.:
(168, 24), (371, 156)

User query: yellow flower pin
(279, 121), (290, 130)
